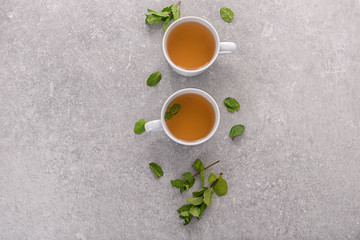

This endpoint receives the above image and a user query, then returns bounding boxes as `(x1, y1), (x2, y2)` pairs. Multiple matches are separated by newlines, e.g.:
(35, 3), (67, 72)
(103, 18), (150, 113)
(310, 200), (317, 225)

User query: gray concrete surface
(1, 0), (360, 239)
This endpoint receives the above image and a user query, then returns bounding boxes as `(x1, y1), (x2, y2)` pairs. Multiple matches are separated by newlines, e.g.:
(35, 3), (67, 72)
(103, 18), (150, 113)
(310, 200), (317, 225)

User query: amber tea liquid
(165, 93), (215, 141)
(166, 21), (216, 70)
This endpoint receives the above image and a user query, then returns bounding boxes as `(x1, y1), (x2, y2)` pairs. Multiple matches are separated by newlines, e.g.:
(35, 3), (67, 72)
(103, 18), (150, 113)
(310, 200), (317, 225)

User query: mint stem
(192, 160), (220, 177)
(210, 173), (223, 188)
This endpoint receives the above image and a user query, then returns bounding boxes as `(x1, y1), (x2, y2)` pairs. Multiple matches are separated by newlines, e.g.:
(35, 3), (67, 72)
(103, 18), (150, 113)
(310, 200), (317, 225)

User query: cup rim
(162, 16), (220, 74)
(161, 88), (220, 146)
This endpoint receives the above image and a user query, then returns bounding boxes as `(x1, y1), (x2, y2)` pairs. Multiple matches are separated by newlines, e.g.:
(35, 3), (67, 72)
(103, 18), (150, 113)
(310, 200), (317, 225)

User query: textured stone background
(1, 0), (360, 239)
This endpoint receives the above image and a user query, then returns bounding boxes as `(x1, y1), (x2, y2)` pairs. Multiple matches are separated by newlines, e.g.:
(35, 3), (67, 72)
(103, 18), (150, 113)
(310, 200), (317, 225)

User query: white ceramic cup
(145, 88), (220, 146)
(162, 16), (236, 77)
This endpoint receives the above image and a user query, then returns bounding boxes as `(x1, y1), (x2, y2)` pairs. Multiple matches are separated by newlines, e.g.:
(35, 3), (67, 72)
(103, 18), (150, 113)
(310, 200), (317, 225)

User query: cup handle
(219, 42), (236, 54)
(145, 120), (163, 132)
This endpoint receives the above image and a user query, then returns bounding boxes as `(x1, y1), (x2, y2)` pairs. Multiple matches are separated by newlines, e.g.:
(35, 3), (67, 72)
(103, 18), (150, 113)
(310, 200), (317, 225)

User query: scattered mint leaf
(192, 187), (208, 197)
(229, 124), (245, 139)
(214, 177), (228, 196)
(161, 6), (172, 13)
(192, 159), (205, 187)
(224, 97), (240, 112)
(203, 187), (215, 206)
(198, 203), (207, 219)
(149, 162), (163, 178)
(189, 205), (201, 218)
(187, 197), (204, 205)
(208, 172), (218, 185)
(146, 71), (162, 86)
(171, 4), (180, 20)
(182, 172), (195, 188)
(183, 214), (192, 225)
(147, 9), (171, 17)
(145, 14), (162, 25)
(163, 17), (170, 32)
(180, 211), (190, 217)
(177, 204), (192, 213)
(200, 171), (205, 188)
(164, 112), (172, 120)
(220, 7), (234, 23)
(134, 119), (147, 134)
(169, 103), (181, 115)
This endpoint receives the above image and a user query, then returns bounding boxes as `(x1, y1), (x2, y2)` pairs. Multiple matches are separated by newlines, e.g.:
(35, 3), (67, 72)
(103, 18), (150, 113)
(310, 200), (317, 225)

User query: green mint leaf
(163, 17), (170, 32)
(229, 124), (245, 139)
(165, 112), (172, 120)
(200, 170), (205, 187)
(146, 71), (162, 86)
(145, 14), (163, 25)
(208, 172), (218, 184)
(182, 172), (195, 188)
(177, 204), (192, 213)
(169, 103), (181, 115)
(149, 162), (163, 178)
(203, 188), (215, 206)
(183, 214), (192, 225)
(180, 211), (190, 217)
(189, 206), (201, 218)
(192, 187), (208, 197)
(198, 202), (207, 219)
(134, 119), (147, 134)
(147, 9), (171, 17)
(192, 158), (204, 171)
(171, 4), (180, 20)
(171, 179), (186, 188)
(180, 186), (186, 194)
(186, 197), (204, 205)
(220, 7), (234, 23)
(214, 177), (228, 196)
(161, 6), (172, 12)
(224, 97), (240, 112)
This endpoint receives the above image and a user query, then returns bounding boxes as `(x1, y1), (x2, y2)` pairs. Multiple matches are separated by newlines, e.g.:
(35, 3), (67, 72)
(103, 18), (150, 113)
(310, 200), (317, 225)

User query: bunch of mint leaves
(145, 2), (181, 32)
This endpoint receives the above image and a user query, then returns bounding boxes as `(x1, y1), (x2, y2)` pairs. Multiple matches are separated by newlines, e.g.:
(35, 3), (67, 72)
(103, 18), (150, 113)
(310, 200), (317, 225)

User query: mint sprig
(165, 103), (181, 120)
(145, 1), (181, 32)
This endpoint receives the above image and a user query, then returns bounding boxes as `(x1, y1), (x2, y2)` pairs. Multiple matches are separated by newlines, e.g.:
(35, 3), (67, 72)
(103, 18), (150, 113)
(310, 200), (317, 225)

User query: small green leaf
(220, 7), (234, 23)
(192, 158), (204, 171)
(163, 17), (170, 32)
(186, 197), (204, 205)
(171, 179), (186, 188)
(180, 186), (186, 194)
(224, 97), (240, 112)
(171, 4), (180, 20)
(192, 187), (208, 197)
(147, 9), (170, 17)
(200, 170), (205, 187)
(149, 162), (163, 178)
(229, 124), (245, 139)
(146, 71), (162, 86)
(183, 214), (192, 225)
(208, 172), (218, 185)
(169, 104), (181, 115)
(180, 211), (190, 217)
(182, 172), (195, 188)
(214, 177), (228, 196)
(177, 204), (192, 213)
(134, 119), (147, 134)
(189, 206), (200, 218)
(145, 14), (163, 25)
(198, 202), (207, 219)
(164, 112), (172, 120)
(161, 6), (172, 12)
(203, 188), (215, 206)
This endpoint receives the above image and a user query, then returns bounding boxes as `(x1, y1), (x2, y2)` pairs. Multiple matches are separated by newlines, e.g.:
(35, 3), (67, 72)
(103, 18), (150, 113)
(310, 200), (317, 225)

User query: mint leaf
(149, 162), (163, 178)
(171, 179), (186, 188)
(192, 187), (208, 197)
(147, 9), (170, 17)
(214, 177), (228, 196)
(134, 119), (147, 134)
(192, 158), (204, 171)
(200, 170), (205, 187)
(186, 197), (204, 205)
(180, 211), (190, 217)
(198, 203), (207, 219)
(208, 172), (218, 184)
(147, 71), (162, 86)
(161, 6), (172, 12)
(145, 14), (162, 25)
(177, 204), (192, 213)
(224, 97), (240, 112)
(203, 188), (215, 206)
(182, 172), (195, 188)
(171, 4), (180, 20)
(163, 17), (170, 32)
(183, 214), (192, 225)
(229, 124), (245, 139)
(220, 7), (234, 23)
(170, 103), (181, 115)
(164, 112), (172, 120)
(189, 205), (201, 218)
